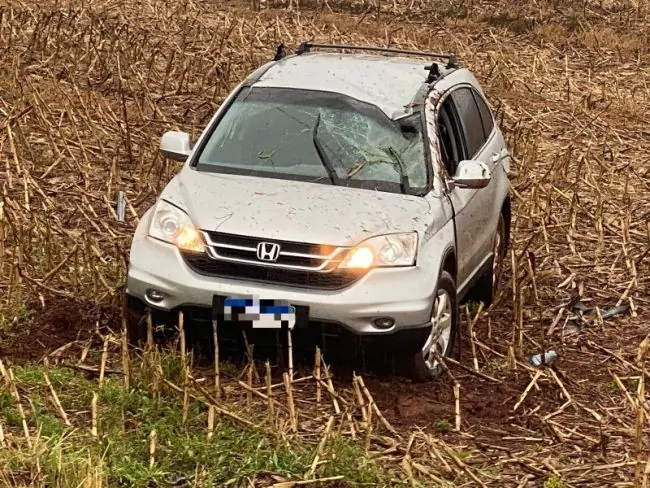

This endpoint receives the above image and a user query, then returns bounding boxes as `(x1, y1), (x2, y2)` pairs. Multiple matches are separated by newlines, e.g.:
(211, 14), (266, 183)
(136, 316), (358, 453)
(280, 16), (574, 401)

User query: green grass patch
(0, 362), (403, 487)
(0, 299), (33, 331)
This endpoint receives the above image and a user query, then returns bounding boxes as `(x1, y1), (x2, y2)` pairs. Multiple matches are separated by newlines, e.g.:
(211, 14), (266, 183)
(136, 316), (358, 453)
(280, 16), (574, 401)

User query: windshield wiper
(312, 113), (338, 185)
(385, 146), (410, 194)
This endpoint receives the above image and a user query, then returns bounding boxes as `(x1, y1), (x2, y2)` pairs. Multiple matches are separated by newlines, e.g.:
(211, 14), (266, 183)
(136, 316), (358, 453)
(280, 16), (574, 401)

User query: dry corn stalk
(284, 372), (297, 433)
(43, 359), (71, 427)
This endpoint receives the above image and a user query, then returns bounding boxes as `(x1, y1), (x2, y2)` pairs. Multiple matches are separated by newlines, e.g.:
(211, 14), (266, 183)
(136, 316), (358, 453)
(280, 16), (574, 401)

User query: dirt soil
(0, 297), (120, 363)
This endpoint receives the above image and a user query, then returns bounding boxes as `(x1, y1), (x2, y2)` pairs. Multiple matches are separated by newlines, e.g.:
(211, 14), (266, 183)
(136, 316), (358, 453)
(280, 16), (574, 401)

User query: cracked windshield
(196, 87), (428, 194)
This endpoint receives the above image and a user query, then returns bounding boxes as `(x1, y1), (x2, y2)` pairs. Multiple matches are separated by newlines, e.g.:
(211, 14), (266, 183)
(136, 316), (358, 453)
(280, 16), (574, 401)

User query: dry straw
(0, 0), (648, 486)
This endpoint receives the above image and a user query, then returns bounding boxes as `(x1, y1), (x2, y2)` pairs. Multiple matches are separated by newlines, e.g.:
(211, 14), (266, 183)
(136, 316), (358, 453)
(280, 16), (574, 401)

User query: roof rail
(274, 43), (288, 61)
(295, 42), (459, 70)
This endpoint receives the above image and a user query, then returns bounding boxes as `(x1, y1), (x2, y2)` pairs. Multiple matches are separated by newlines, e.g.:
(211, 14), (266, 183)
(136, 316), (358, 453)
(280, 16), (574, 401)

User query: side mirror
(452, 160), (491, 189)
(160, 131), (192, 162)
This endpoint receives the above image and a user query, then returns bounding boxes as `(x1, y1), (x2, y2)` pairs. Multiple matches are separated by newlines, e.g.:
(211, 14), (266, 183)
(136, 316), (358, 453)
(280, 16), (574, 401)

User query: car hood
(161, 169), (443, 246)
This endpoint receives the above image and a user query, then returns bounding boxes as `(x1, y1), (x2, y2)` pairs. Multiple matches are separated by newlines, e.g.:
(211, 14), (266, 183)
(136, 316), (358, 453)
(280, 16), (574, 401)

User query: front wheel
(404, 270), (459, 382)
(123, 295), (148, 348)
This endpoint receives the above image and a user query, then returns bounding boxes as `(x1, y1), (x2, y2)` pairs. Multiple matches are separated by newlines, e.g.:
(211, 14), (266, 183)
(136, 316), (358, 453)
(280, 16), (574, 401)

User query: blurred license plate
(213, 296), (297, 329)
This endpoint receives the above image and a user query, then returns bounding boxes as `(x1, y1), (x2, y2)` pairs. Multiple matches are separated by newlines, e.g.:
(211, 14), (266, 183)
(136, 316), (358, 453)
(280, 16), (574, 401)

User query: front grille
(180, 231), (366, 289)
(182, 253), (363, 289)
(201, 231), (347, 271)
(204, 231), (338, 256)
(216, 247), (322, 268)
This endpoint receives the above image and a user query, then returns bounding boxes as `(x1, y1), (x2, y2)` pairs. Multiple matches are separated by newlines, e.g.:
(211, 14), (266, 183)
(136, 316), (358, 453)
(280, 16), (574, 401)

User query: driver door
(433, 87), (497, 294)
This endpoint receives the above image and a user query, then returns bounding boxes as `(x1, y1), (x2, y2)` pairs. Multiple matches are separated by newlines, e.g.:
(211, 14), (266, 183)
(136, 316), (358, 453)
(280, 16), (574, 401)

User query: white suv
(125, 42), (512, 381)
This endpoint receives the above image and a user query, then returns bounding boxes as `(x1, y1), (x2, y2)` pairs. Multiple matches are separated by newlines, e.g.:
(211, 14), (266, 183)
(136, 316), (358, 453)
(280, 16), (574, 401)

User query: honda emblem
(256, 242), (281, 262)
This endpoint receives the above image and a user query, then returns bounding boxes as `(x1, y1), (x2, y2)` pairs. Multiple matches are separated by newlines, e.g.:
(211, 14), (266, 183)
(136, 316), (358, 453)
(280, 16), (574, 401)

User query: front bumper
(126, 234), (437, 337)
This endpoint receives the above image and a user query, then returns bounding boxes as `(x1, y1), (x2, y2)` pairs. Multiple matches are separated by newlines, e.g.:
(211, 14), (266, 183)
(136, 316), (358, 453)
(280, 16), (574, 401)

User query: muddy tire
(404, 271), (459, 382)
(123, 295), (148, 348)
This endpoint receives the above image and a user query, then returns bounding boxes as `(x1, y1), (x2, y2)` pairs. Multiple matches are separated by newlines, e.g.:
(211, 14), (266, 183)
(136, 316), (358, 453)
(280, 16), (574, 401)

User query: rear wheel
(405, 271), (459, 382)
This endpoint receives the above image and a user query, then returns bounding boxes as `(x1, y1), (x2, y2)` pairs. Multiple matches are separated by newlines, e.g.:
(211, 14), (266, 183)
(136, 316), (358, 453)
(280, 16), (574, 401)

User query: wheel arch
(440, 247), (457, 284)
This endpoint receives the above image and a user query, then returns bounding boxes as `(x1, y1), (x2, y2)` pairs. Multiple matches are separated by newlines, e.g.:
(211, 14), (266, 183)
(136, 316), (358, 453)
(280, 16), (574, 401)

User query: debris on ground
(530, 350), (557, 366)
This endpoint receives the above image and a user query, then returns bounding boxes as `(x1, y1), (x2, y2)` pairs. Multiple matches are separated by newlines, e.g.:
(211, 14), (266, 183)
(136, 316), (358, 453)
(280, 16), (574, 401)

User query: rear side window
(472, 90), (494, 139)
(450, 87), (486, 158)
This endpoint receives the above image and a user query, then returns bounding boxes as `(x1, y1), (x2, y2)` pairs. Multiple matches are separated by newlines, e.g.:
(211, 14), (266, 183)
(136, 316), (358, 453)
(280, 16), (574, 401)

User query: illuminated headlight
(338, 232), (418, 269)
(148, 200), (205, 253)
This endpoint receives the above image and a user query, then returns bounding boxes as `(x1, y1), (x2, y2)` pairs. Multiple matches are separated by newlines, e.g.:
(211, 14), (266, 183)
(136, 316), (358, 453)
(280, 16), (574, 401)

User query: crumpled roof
(255, 52), (431, 119)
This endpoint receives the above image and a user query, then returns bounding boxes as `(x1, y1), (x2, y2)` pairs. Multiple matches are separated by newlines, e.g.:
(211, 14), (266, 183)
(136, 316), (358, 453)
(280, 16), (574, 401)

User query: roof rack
(295, 42), (459, 71)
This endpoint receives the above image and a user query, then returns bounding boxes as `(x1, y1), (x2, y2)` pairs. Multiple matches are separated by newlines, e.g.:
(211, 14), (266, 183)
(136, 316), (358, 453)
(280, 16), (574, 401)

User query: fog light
(373, 317), (395, 329)
(145, 289), (165, 303)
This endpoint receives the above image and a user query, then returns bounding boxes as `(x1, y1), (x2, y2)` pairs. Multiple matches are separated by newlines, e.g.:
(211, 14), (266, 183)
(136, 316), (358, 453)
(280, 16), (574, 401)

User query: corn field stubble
(0, 0), (649, 486)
